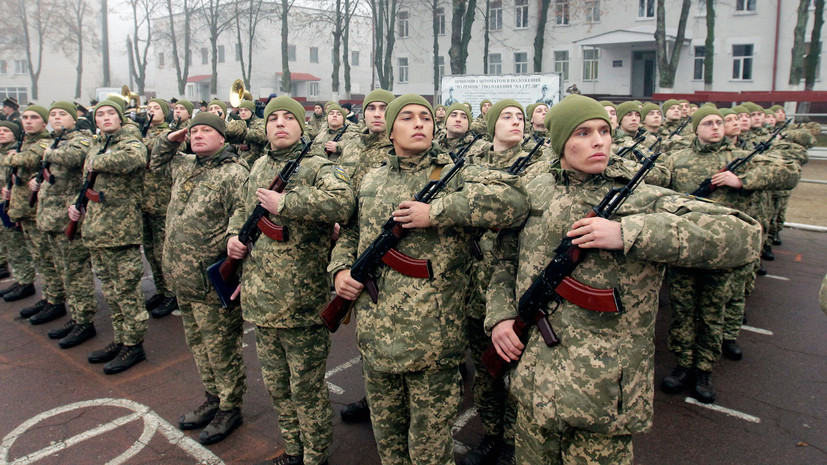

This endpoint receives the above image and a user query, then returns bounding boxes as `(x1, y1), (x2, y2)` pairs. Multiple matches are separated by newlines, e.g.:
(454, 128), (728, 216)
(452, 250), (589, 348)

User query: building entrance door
(632, 51), (656, 98)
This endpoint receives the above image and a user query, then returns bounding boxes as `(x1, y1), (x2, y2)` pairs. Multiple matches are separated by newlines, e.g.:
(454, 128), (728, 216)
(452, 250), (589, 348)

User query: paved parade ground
(1, 161), (826, 465)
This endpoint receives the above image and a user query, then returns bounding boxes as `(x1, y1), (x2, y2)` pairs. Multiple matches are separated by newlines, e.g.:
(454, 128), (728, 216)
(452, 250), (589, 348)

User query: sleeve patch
(39, 141), (49, 149)
(333, 165), (350, 183)
(79, 139), (91, 147)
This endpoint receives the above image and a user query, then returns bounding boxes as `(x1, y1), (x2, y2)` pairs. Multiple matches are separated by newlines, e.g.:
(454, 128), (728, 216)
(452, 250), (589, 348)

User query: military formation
(0, 85), (820, 465)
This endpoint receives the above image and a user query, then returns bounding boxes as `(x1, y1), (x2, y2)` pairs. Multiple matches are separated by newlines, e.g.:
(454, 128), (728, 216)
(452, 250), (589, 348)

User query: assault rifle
(319, 137), (479, 333)
(140, 113), (155, 138)
(325, 124), (350, 157)
(1, 131), (25, 227)
(65, 135), (113, 240)
(668, 116), (691, 139)
(690, 118), (790, 199)
(29, 129), (65, 207)
(207, 137), (312, 307)
(481, 147), (664, 379)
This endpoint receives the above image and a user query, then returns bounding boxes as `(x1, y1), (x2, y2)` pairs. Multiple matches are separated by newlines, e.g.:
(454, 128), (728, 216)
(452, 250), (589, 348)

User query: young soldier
(600, 101), (618, 130)
(28, 102), (99, 348)
(2, 97), (21, 126)
(0, 121), (35, 301)
(172, 99), (194, 130)
(470, 99), (494, 137)
(311, 103), (353, 160)
(487, 95), (762, 464)
(434, 102), (487, 157)
(208, 99), (229, 120)
(152, 112), (249, 445)
(68, 100), (149, 374)
(679, 99), (691, 118)
(227, 96), (355, 465)
(612, 102), (642, 157)
(524, 103), (549, 141)
(235, 100), (268, 166)
(306, 103), (326, 140)
(434, 104), (447, 128)
(329, 94), (528, 465)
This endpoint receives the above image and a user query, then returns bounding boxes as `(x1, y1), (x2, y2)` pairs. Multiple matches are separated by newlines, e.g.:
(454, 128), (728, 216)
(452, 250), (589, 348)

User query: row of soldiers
(0, 87), (816, 465)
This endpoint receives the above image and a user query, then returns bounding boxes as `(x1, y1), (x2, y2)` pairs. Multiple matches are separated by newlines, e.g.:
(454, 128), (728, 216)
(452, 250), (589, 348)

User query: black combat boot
(103, 343), (146, 374)
(462, 434), (503, 465)
(722, 339), (743, 361)
(59, 322), (96, 349)
(198, 407), (243, 445)
(661, 366), (691, 394)
(4, 282), (35, 301)
(340, 396), (370, 423)
(49, 318), (76, 339)
(772, 233), (782, 246)
(694, 370), (716, 404)
(179, 392), (220, 430)
(145, 293), (164, 311)
(0, 263), (10, 279)
(0, 281), (20, 297)
(757, 267), (767, 276)
(495, 443), (515, 465)
(270, 453), (303, 465)
(20, 299), (49, 318)
(29, 302), (67, 325)
(88, 342), (123, 363)
(150, 296), (178, 318)
(761, 246), (775, 261)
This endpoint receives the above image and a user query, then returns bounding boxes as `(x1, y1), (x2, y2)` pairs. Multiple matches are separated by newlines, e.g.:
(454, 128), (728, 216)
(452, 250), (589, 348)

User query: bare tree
(533, 0), (551, 72)
(4, 0), (59, 101)
(162, 0), (193, 96)
(126, 0), (160, 94)
(102, 0), (111, 87)
(654, 0), (690, 89)
(56, 0), (97, 99)
(194, 0), (234, 96)
(233, 0), (276, 92)
(703, 0), (714, 87)
(804, 0), (825, 91)
(279, 0), (294, 95)
(789, 0), (812, 86)
(429, 0), (441, 99)
(449, 0), (476, 75)
(368, 0), (400, 90)
(342, 0), (359, 98)
(482, 0), (490, 74)
(331, 0), (343, 101)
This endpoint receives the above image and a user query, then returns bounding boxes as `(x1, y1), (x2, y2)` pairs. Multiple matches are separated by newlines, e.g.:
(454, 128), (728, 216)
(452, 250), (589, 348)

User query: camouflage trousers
(768, 190), (790, 245)
(666, 267), (732, 372)
(21, 219), (64, 303)
(723, 264), (755, 341)
(179, 293), (246, 410)
(466, 316), (516, 444)
(515, 405), (633, 465)
(45, 231), (98, 324)
(142, 212), (171, 298)
(2, 224), (34, 284)
(256, 324), (332, 465)
(88, 245), (147, 345)
(363, 365), (461, 465)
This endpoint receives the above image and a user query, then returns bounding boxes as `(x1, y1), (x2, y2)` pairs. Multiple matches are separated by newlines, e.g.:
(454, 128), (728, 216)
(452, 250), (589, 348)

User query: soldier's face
(147, 102), (165, 124)
(775, 109), (786, 121)
(696, 115), (724, 145)
(389, 104), (434, 157)
(619, 111), (640, 134)
(189, 124), (225, 156)
(239, 108), (253, 120)
(680, 102), (690, 116)
(173, 104), (190, 121)
(765, 114), (776, 126)
(364, 102), (387, 134)
(493, 106), (525, 147)
(750, 111), (764, 128)
(95, 106), (122, 133)
(723, 114), (741, 138)
(560, 119), (611, 174)
(208, 104), (225, 118)
(435, 107), (446, 119)
(738, 113), (750, 131)
(2, 106), (13, 117)
(603, 106), (617, 128)
(314, 105), (323, 116)
(266, 110), (302, 149)
(481, 102), (492, 115)
(21, 111), (46, 134)
(49, 109), (76, 131)
(665, 105), (682, 121)
(532, 105), (548, 128)
(327, 110), (344, 129)
(0, 126), (15, 144)
(446, 110), (469, 138)
(689, 106), (698, 115)
(643, 109), (662, 129)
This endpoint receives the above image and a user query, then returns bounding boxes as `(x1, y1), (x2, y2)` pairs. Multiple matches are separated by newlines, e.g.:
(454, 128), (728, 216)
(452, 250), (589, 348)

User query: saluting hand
(568, 217), (623, 250)
(393, 200), (432, 229)
(492, 319), (524, 362)
(167, 128), (188, 143)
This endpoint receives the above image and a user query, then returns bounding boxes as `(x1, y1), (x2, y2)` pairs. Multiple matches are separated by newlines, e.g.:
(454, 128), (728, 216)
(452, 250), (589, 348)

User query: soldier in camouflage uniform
(4, 105), (59, 309)
(330, 94), (528, 465)
(152, 112), (249, 445)
(306, 103), (326, 140)
(611, 102), (642, 157)
(434, 103), (488, 158)
(311, 103), (356, 160)
(27, 102), (100, 347)
(68, 100), (149, 375)
(227, 96), (354, 465)
(0, 121), (35, 300)
(170, 99), (194, 132)
(600, 101), (618, 130)
(434, 104), (446, 129)
(470, 99), (493, 138)
(235, 100), (268, 166)
(524, 103), (549, 142)
(486, 95), (762, 465)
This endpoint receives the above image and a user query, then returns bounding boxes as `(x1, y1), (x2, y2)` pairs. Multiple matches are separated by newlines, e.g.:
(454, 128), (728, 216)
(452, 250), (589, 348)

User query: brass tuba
(122, 85), (141, 110)
(229, 79), (245, 107)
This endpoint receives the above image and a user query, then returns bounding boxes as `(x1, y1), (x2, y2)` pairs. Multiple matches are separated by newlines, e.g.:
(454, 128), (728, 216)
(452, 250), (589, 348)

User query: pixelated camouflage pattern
(0, 141), (34, 284)
(21, 218), (64, 302)
(336, 129), (393, 192)
(306, 113), (326, 140)
(36, 130), (94, 232)
(225, 119), (268, 147)
(46, 231), (97, 323)
(228, 141), (355, 328)
(470, 113), (490, 140)
(143, 213), (170, 297)
(310, 124), (359, 160)
(141, 123), (172, 215)
(88, 245), (147, 345)
(434, 130), (488, 159)
(4, 130), (51, 220)
(236, 117), (268, 166)
(722, 263), (754, 341)
(467, 316), (516, 443)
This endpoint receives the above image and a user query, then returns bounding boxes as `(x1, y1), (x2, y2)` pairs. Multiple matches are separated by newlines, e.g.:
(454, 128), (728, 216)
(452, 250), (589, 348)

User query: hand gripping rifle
(140, 113), (155, 138)
(690, 118), (790, 199)
(481, 147), (664, 379)
(319, 138), (479, 333)
(28, 129), (65, 207)
(65, 134), (113, 240)
(325, 124), (350, 157)
(207, 137), (312, 307)
(0, 132), (25, 228)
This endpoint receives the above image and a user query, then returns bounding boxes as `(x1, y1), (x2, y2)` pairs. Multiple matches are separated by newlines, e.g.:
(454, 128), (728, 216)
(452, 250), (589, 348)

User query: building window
(735, 0), (756, 11)
(352, 51), (359, 66)
(639, 0), (655, 18)
(310, 47), (319, 63)
(693, 46), (705, 80)
(14, 60), (27, 74)
(235, 43), (242, 61)
(515, 0), (529, 29)
(438, 56), (445, 80)
(0, 60), (6, 74)
(436, 7), (446, 35)
(554, 50), (570, 81)
(201, 48), (208, 65)
(585, 0), (600, 22)
(218, 45), (225, 63)
(398, 11), (409, 38)
(0, 87), (28, 105)
(158, 52), (164, 67)
(398, 57), (409, 83)
(288, 44), (296, 62)
(555, 0), (569, 25)
(514, 52), (528, 74)
(489, 1), (503, 31)
(732, 44), (753, 80)
(488, 53), (502, 75)
(310, 82), (319, 97)
(583, 48), (599, 81)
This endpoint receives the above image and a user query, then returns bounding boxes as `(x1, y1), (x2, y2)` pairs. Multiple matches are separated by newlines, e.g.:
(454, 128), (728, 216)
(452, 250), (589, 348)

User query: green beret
(238, 100), (256, 112)
(616, 101), (641, 123)
(732, 105), (749, 115)
(49, 101), (78, 121)
(175, 99), (194, 116)
(385, 94), (433, 138)
(148, 98), (169, 118)
(661, 99), (681, 113)
(445, 102), (471, 122)
(22, 105), (48, 123)
(544, 95), (611, 157)
(599, 100), (616, 110)
(263, 95), (306, 134)
(0, 121), (21, 138)
(189, 111), (226, 138)
(640, 102), (661, 121)
(486, 99), (524, 138)
(480, 99), (493, 110)
(94, 100), (125, 123)
(691, 106), (723, 132)
(363, 89), (395, 111)
(720, 108), (736, 118)
(208, 99), (228, 116)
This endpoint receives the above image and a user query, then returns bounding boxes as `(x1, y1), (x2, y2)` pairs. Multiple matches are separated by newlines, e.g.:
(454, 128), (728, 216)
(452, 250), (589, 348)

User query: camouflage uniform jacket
(227, 141), (355, 328)
(470, 114), (488, 138)
(486, 165), (761, 435)
(81, 129), (147, 247)
(435, 131), (488, 159)
(5, 130), (51, 221)
(337, 129), (393, 191)
(142, 123), (172, 215)
(225, 119), (268, 147)
(306, 113), (326, 140)
(659, 118), (692, 138)
(236, 117), (268, 166)
(152, 137), (249, 300)
(328, 147), (529, 373)
(310, 124), (358, 159)
(37, 129), (94, 232)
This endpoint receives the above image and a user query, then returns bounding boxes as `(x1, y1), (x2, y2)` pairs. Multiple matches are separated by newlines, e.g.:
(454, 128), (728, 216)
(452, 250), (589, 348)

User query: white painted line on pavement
(741, 325), (774, 336)
(324, 356), (361, 396)
(684, 397), (761, 423)
(452, 407), (477, 455)
(764, 274), (789, 281)
(799, 178), (827, 184)
(784, 222), (827, 233)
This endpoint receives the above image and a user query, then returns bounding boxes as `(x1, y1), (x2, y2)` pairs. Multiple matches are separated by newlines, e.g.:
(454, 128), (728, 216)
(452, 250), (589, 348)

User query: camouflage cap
(148, 98), (169, 118)
(385, 94), (434, 138)
(544, 94), (611, 156)
(486, 99), (524, 138)
(49, 101), (78, 121)
(23, 105), (49, 123)
(691, 106), (723, 132)
(189, 111), (226, 138)
(263, 95), (306, 133)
